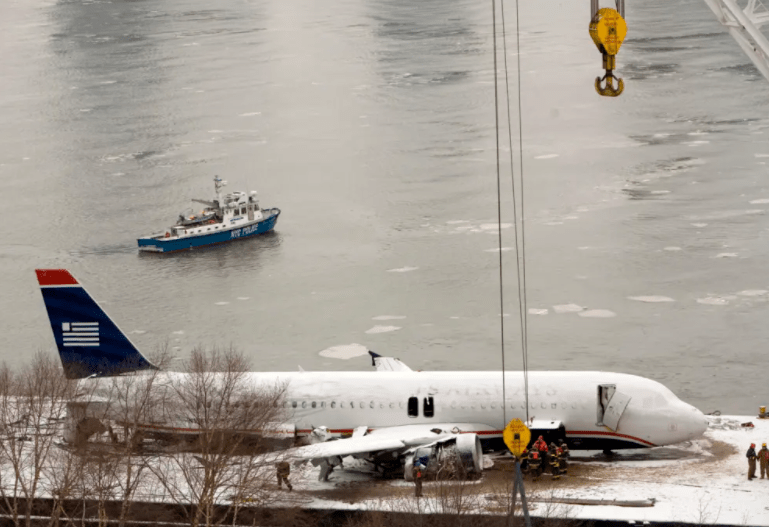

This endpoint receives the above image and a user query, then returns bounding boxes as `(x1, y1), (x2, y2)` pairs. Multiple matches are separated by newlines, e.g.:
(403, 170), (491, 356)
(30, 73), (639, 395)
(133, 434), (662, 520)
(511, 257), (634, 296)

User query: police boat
(137, 176), (280, 253)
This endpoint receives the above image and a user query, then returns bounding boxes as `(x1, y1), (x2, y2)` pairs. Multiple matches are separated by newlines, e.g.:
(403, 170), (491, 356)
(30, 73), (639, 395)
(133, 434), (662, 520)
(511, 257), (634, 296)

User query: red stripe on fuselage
(36, 269), (79, 286)
(567, 430), (656, 447)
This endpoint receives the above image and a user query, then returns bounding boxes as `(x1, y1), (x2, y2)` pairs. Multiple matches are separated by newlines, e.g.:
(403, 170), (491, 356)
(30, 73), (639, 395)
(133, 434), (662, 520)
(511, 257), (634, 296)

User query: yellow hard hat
(764, 443), (767, 447)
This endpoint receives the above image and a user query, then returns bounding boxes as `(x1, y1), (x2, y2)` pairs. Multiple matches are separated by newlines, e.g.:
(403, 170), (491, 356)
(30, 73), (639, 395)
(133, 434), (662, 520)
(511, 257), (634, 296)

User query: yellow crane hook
(589, 7), (627, 97)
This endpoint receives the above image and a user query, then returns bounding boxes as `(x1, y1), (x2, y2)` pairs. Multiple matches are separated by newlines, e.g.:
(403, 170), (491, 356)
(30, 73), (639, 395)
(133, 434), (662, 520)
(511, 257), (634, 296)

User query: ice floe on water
(691, 222), (708, 227)
(214, 301), (229, 305)
(553, 303), (584, 313)
(446, 220), (469, 225)
(129, 330), (146, 334)
(755, 153), (769, 158)
(628, 295), (675, 303)
(663, 246), (682, 251)
(237, 297), (250, 300)
(371, 315), (406, 321)
(528, 308), (548, 315)
(738, 289), (768, 296)
(697, 296), (730, 306)
(387, 266), (418, 273)
(479, 223), (512, 231)
(319, 343), (369, 360)
(239, 112), (261, 117)
(484, 247), (513, 253)
(714, 252), (738, 258)
(171, 330), (185, 335)
(578, 309), (617, 318)
(749, 198), (769, 204)
(365, 325), (401, 334)
(534, 154), (559, 159)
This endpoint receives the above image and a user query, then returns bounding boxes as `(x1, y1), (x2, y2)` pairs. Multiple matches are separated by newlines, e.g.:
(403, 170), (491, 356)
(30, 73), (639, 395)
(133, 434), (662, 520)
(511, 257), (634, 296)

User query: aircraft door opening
(596, 384), (631, 432)
(408, 397), (418, 417)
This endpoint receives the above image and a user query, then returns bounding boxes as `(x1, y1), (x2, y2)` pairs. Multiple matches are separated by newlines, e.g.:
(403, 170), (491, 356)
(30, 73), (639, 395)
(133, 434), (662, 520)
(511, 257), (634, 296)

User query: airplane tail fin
(35, 269), (158, 379)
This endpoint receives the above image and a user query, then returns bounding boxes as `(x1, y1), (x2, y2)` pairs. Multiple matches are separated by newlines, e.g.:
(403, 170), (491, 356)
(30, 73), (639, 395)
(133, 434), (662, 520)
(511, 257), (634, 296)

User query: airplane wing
(368, 350), (412, 372)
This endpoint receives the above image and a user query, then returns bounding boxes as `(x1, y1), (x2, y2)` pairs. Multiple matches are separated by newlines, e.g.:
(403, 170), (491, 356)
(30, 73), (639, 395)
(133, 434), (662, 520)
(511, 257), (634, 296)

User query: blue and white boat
(137, 177), (280, 253)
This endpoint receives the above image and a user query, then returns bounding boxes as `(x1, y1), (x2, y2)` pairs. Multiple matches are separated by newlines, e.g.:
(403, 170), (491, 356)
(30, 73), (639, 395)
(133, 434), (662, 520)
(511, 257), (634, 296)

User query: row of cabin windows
(287, 397), (436, 417)
(231, 205), (258, 216)
(287, 398), (582, 413)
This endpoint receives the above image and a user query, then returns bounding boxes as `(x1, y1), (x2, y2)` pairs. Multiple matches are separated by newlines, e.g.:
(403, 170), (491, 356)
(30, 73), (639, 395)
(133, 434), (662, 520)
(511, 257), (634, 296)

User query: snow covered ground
(283, 414), (769, 525)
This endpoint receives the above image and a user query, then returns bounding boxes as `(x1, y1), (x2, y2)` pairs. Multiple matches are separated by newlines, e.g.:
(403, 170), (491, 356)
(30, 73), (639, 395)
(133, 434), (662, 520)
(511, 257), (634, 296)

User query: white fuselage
(84, 369), (708, 450)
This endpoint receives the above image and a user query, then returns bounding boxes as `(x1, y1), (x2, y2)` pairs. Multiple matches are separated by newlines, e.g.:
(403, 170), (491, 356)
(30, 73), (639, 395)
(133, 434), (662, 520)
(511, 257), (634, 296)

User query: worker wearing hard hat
(747, 443), (758, 480)
(759, 443), (769, 479)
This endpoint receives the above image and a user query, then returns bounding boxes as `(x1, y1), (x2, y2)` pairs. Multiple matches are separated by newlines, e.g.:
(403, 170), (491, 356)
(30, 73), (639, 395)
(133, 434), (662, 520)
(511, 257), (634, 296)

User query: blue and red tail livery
(36, 269), (158, 379)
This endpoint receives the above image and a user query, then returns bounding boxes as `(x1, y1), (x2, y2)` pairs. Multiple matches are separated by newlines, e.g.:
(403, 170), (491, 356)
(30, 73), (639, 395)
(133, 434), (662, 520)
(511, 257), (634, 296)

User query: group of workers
(746, 443), (769, 480)
(522, 436), (570, 479)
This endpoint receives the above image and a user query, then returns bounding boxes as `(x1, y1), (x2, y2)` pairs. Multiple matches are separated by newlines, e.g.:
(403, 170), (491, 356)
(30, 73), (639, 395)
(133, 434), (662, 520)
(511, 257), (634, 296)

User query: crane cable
(493, 0), (530, 426)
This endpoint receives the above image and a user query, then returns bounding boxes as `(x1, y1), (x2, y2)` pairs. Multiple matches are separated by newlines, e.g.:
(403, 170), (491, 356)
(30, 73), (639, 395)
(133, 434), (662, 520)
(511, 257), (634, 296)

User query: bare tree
(147, 346), (287, 527)
(0, 353), (75, 527)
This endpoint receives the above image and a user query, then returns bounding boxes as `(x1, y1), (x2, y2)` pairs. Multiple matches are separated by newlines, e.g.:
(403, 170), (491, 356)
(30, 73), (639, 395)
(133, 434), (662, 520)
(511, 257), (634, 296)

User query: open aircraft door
(596, 384), (631, 432)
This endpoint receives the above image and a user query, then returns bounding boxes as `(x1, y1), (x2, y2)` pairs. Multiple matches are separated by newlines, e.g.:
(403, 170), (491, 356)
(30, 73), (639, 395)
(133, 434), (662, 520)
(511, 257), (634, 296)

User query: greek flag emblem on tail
(62, 322), (99, 347)
(35, 269), (158, 379)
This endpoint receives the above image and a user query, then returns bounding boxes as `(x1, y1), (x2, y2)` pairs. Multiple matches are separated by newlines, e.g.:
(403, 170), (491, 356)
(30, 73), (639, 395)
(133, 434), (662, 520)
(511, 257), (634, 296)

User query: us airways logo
(61, 322), (99, 347)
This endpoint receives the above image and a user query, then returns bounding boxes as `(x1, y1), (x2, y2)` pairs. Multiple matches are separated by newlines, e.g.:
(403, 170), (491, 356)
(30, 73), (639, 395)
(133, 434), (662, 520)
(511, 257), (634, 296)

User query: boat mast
(214, 176), (227, 206)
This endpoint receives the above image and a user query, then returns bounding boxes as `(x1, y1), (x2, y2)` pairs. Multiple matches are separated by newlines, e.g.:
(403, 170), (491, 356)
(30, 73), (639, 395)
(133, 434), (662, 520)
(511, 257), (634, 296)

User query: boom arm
(702, 0), (769, 83)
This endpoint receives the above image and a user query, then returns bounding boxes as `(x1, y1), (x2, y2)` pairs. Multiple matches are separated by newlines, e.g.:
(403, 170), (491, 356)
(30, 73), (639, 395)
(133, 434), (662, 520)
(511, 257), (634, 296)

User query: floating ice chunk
(480, 223), (512, 230)
(535, 154), (559, 159)
(544, 221), (564, 226)
(449, 316), (460, 320)
(684, 140), (710, 146)
(750, 199), (769, 204)
(563, 215), (579, 220)
(714, 253), (738, 258)
(171, 330), (185, 335)
(629, 296), (675, 303)
(553, 303), (584, 313)
(372, 315), (406, 320)
(237, 297), (250, 300)
(691, 223), (708, 227)
(755, 153), (769, 158)
(129, 330), (147, 335)
(446, 220), (469, 224)
(484, 247), (513, 253)
(365, 325), (401, 334)
(738, 290), (768, 296)
(578, 309), (616, 318)
(387, 266), (418, 273)
(651, 190), (670, 195)
(214, 301), (229, 305)
(319, 343), (369, 360)
(746, 209), (764, 214)
(528, 308), (548, 315)
(664, 246), (682, 251)
(697, 297), (729, 305)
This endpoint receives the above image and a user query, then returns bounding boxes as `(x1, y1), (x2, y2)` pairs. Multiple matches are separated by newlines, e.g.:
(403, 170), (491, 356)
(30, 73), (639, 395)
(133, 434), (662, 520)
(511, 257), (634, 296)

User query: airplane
(36, 268), (708, 480)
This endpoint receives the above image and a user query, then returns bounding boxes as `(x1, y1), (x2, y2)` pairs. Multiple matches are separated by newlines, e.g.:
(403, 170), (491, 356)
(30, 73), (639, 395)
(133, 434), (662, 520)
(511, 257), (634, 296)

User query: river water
(1, 0), (768, 414)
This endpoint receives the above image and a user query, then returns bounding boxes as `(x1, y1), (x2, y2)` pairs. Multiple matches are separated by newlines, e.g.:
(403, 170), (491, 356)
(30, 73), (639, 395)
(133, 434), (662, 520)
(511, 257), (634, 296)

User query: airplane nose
(684, 404), (708, 440)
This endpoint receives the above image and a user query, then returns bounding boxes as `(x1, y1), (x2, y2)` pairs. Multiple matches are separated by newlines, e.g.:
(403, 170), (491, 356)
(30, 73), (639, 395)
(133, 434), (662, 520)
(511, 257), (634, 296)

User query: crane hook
(589, 6), (627, 97)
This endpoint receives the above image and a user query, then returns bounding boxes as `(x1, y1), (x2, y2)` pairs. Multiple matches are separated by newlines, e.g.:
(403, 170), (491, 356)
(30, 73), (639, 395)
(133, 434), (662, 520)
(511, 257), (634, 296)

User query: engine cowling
(404, 433), (483, 481)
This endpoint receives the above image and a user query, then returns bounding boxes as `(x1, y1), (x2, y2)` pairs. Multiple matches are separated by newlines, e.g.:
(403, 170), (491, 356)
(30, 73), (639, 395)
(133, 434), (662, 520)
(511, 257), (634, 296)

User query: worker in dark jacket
(276, 461), (292, 491)
(759, 443), (769, 479)
(412, 460), (425, 497)
(747, 443), (757, 480)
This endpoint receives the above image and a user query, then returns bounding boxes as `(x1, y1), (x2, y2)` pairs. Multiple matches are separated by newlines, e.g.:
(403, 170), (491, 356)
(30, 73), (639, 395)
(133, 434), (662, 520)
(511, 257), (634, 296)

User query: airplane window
(321, 402), (326, 408)
(481, 403), (486, 409)
(561, 402), (567, 409)
(551, 403), (557, 409)
(541, 403), (547, 409)
(302, 401), (307, 408)
(331, 402), (336, 408)
(379, 403), (384, 409)
(408, 397), (418, 417)
(389, 403), (395, 409)
(350, 401), (354, 409)
(370, 401), (375, 409)
(360, 402), (365, 409)
(340, 401), (345, 408)
(312, 402), (317, 408)
(491, 402), (496, 409)
(423, 397), (434, 418)
(292, 401), (297, 408)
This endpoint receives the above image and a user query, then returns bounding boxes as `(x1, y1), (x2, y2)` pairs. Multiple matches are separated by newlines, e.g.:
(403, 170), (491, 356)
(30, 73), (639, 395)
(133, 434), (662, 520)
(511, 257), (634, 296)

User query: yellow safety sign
(503, 418), (531, 458)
